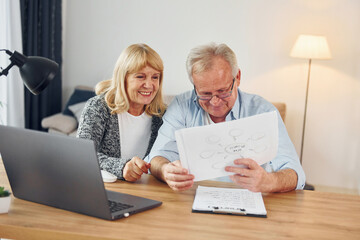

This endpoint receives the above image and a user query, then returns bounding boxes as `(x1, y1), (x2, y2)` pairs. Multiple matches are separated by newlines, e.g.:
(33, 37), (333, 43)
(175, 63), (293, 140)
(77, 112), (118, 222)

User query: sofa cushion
(68, 101), (87, 123)
(41, 113), (78, 134)
(63, 88), (95, 117)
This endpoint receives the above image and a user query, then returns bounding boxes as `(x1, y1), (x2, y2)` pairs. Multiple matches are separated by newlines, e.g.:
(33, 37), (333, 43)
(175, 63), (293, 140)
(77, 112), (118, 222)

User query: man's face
(193, 57), (240, 123)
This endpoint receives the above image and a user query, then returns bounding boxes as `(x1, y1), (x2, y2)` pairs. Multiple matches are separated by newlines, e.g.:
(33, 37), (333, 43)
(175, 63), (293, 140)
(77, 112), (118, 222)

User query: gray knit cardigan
(77, 94), (163, 179)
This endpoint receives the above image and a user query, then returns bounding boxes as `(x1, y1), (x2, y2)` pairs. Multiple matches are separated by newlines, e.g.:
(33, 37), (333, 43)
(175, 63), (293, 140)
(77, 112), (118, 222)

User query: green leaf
(0, 186), (10, 197)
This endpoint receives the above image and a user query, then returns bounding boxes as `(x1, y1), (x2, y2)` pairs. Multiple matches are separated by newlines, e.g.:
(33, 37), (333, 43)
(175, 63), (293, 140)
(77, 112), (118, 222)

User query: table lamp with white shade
(290, 34), (332, 190)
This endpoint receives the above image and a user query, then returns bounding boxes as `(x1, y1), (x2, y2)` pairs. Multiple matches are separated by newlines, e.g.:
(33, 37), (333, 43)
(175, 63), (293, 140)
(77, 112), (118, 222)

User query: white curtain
(0, 0), (24, 127)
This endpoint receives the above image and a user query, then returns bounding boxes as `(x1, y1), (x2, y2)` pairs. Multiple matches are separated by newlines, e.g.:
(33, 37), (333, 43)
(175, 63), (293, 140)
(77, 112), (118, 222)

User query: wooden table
(0, 159), (359, 240)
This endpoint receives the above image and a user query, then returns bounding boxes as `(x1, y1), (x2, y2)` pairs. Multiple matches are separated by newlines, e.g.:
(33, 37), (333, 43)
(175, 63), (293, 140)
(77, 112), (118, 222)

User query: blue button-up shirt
(147, 89), (305, 190)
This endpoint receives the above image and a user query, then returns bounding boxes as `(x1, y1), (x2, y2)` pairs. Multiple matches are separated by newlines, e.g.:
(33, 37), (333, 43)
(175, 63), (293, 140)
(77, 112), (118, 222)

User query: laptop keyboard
(108, 200), (133, 213)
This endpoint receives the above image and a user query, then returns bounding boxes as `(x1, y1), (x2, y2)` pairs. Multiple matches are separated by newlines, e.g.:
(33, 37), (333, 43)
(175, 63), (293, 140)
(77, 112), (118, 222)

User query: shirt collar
(226, 88), (241, 121)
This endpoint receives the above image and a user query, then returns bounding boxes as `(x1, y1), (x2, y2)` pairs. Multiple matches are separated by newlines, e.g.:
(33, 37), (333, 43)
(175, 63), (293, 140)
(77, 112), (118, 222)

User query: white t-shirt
(117, 111), (152, 160)
(204, 112), (215, 125)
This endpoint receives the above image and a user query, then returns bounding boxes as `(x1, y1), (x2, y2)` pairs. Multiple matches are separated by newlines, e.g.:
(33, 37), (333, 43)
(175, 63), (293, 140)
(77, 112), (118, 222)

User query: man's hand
(161, 160), (194, 191)
(225, 158), (298, 193)
(123, 156), (151, 182)
(225, 158), (274, 192)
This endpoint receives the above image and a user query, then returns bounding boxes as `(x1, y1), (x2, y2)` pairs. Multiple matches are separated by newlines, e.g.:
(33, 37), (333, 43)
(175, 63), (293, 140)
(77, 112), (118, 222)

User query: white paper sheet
(175, 111), (278, 181)
(192, 186), (267, 216)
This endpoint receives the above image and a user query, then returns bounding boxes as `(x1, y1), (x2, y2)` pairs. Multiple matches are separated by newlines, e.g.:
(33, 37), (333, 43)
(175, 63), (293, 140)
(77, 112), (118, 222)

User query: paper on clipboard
(175, 111), (278, 181)
(192, 186), (267, 217)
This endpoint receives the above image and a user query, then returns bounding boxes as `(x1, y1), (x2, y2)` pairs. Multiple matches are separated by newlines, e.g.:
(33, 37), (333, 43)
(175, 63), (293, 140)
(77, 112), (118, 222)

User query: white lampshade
(290, 34), (332, 59)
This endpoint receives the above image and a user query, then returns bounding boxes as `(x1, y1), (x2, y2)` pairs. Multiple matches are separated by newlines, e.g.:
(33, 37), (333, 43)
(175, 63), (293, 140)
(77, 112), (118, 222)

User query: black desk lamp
(0, 49), (59, 95)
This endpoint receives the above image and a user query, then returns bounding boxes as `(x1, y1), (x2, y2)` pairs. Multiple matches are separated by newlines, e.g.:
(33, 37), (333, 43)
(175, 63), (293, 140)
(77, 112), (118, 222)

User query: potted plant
(0, 186), (11, 214)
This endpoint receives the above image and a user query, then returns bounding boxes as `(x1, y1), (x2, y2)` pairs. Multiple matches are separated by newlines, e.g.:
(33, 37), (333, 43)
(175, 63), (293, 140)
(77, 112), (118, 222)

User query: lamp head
(290, 35), (332, 60)
(0, 50), (59, 95)
(19, 56), (59, 95)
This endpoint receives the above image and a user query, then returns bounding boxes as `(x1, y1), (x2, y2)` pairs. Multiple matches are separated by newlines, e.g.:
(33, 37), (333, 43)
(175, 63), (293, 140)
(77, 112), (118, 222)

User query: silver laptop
(0, 125), (162, 220)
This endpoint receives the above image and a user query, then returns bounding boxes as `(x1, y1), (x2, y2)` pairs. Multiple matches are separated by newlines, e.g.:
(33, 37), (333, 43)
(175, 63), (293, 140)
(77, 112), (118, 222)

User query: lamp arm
(0, 50), (27, 77)
(0, 49), (12, 76)
(0, 62), (16, 77)
(0, 49), (12, 55)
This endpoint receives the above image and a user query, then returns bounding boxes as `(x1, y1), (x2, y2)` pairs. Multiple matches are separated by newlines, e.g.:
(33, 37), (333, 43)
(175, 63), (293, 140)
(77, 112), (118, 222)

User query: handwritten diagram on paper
(175, 111), (278, 181)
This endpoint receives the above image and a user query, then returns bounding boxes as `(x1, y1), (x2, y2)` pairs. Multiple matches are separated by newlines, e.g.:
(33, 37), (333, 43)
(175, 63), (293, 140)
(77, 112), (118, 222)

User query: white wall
(62, 0), (360, 191)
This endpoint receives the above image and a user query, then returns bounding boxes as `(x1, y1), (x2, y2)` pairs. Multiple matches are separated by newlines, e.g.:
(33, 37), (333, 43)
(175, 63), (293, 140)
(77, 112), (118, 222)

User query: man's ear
(236, 69), (241, 86)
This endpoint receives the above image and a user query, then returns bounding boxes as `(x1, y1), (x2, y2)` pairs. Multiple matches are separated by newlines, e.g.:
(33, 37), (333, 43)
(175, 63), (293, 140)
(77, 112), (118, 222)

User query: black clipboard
(192, 208), (267, 218)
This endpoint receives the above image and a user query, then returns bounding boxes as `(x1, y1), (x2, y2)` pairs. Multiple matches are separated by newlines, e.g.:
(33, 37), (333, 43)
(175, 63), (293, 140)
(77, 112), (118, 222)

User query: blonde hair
(95, 43), (166, 117)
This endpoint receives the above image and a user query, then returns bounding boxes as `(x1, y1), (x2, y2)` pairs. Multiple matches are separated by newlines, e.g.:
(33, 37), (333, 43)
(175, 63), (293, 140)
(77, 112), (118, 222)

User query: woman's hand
(123, 156), (151, 182)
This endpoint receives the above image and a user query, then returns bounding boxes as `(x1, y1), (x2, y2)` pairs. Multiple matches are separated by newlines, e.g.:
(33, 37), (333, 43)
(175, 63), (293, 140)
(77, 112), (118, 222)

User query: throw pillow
(68, 102), (87, 123)
(41, 113), (78, 134)
(63, 88), (95, 117)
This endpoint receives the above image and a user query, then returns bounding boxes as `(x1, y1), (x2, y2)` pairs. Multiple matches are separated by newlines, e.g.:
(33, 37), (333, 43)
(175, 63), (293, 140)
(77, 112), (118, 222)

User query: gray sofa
(41, 85), (95, 136)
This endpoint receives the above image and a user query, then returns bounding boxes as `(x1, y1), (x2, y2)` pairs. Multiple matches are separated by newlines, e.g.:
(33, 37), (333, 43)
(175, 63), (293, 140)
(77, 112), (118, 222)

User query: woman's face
(126, 65), (161, 115)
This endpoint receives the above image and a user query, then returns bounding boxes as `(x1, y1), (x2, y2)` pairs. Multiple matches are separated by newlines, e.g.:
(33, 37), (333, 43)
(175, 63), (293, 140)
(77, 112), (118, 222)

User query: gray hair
(186, 43), (239, 84)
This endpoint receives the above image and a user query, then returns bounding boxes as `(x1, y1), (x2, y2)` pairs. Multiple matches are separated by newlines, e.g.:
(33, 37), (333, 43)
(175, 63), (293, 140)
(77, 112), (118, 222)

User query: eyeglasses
(194, 78), (235, 101)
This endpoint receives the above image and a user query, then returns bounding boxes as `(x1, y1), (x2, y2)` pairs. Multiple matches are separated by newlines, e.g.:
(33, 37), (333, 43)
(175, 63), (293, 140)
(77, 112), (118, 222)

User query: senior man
(147, 43), (305, 193)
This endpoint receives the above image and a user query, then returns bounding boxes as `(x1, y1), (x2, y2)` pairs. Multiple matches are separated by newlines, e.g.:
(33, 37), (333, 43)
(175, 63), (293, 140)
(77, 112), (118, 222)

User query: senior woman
(77, 43), (166, 182)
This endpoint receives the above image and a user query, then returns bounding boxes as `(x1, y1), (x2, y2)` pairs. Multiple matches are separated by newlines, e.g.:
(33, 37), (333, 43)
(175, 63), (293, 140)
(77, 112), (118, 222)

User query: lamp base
(304, 182), (315, 191)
